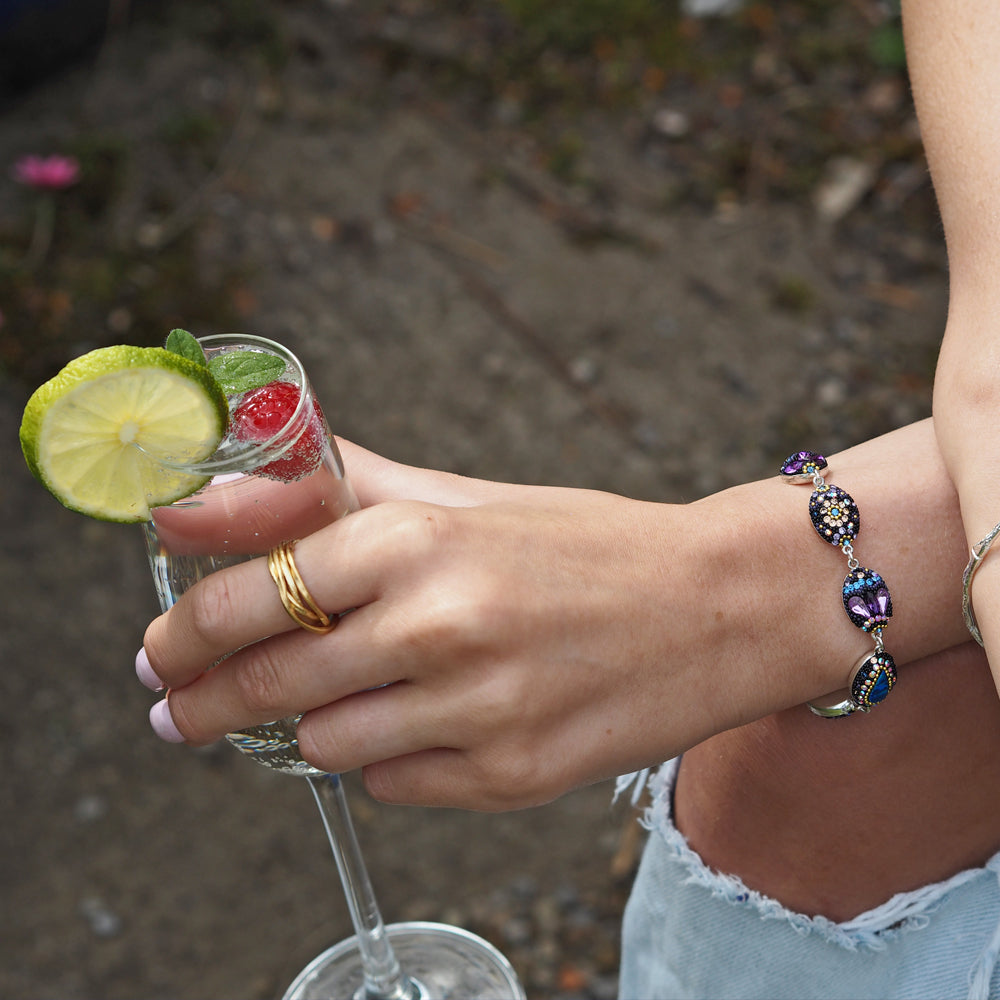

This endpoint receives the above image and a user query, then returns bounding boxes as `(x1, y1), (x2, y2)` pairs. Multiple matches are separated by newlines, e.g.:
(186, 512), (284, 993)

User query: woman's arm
(902, 1), (1000, 676)
(141, 418), (970, 811)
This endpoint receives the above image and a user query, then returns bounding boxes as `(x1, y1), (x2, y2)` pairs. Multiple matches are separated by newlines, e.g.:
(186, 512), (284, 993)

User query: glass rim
(145, 333), (312, 477)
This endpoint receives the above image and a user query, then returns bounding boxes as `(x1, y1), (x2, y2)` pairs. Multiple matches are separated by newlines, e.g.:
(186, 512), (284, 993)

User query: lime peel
(20, 345), (229, 523)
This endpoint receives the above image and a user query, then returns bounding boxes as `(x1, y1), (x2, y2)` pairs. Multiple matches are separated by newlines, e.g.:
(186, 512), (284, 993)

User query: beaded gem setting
(780, 449), (896, 716)
(808, 485), (860, 547)
(842, 567), (892, 633)
(850, 651), (897, 708)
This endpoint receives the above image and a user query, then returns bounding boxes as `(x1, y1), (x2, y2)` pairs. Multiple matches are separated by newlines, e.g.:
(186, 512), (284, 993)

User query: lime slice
(20, 345), (229, 523)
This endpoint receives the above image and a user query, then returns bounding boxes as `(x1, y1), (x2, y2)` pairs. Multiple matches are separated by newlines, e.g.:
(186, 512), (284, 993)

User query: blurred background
(1, 1), (947, 997)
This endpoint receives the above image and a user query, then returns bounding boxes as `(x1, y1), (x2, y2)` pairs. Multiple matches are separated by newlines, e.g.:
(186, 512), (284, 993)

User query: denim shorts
(617, 760), (1000, 1000)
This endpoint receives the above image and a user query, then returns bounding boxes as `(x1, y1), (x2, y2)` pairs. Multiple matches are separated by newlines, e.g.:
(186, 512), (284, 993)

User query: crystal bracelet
(780, 451), (897, 717)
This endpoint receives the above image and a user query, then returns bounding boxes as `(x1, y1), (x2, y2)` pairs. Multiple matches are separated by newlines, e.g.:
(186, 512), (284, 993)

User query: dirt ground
(1, 2), (951, 998)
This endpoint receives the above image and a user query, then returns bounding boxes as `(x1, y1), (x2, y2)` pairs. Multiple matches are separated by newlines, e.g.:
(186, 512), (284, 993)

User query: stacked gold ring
(267, 540), (337, 634)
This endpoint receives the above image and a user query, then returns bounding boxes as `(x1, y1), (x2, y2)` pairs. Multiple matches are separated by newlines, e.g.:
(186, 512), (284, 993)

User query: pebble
(651, 107), (690, 140)
(73, 794), (107, 823)
(568, 354), (600, 385)
(816, 377), (848, 408)
(682, 0), (745, 14)
(813, 157), (877, 223)
(458, 872), (630, 998)
(79, 897), (122, 938)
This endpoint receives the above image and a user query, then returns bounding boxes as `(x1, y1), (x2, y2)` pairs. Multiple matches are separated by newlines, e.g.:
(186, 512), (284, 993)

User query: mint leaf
(208, 351), (286, 394)
(165, 329), (208, 367)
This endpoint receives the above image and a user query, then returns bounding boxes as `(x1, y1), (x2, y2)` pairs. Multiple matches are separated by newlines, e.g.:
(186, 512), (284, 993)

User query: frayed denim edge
(615, 759), (991, 955)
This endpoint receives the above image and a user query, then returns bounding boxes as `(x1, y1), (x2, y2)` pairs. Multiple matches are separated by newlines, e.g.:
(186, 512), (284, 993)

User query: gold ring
(267, 540), (337, 634)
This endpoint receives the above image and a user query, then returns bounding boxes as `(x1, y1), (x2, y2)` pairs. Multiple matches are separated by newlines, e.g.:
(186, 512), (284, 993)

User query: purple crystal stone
(780, 450), (827, 483)
(842, 567), (892, 633)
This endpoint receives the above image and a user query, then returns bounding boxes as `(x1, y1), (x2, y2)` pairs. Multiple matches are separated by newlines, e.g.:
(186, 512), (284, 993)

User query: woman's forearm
(685, 418), (970, 730)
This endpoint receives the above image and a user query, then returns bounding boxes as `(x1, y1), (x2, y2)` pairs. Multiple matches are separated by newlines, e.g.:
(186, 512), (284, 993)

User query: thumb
(336, 438), (507, 508)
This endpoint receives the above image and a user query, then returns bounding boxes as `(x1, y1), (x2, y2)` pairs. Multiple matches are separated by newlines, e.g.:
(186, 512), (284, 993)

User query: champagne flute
(142, 334), (525, 1000)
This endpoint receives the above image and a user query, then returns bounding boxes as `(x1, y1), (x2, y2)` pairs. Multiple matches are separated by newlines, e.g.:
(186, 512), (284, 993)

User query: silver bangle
(962, 521), (1000, 646)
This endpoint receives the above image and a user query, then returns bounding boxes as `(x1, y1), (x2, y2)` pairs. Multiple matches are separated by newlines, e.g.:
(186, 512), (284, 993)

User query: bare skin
(904, 2), (1000, 692)
(676, 642), (1000, 922)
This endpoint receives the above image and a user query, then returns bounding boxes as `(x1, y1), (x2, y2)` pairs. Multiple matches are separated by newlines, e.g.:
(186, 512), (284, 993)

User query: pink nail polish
(135, 648), (165, 691)
(149, 699), (185, 744)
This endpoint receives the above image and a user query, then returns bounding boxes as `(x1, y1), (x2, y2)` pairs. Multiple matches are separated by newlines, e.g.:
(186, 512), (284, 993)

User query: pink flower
(12, 154), (80, 191)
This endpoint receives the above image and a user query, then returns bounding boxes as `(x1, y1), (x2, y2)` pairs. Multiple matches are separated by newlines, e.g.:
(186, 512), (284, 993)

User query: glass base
(282, 921), (526, 1000)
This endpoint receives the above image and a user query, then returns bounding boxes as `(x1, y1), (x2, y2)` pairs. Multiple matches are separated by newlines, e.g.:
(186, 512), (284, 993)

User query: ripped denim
(616, 760), (1000, 1000)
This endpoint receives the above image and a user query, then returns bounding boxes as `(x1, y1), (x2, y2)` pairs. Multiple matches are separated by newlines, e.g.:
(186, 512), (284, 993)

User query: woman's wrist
(676, 419), (970, 734)
(683, 471), (871, 723)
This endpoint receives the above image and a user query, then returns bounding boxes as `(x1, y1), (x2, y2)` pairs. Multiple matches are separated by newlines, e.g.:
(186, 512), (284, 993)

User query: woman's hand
(141, 473), (736, 811)
(141, 442), (821, 812)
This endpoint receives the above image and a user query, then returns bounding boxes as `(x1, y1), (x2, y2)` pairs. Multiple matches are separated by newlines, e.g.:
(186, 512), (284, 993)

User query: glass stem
(306, 774), (417, 1000)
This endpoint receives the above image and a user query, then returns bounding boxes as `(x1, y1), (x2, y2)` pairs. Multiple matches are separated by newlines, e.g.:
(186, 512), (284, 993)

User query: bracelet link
(780, 450), (897, 718)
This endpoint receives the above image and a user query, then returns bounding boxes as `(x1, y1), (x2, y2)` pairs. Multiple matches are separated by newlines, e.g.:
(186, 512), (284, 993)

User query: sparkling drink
(142, 334), (356, 775)
(138, 333), (525, 999)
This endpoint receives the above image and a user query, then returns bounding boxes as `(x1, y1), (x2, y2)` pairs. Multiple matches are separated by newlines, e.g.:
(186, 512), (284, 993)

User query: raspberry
(231, 381), (325, 482)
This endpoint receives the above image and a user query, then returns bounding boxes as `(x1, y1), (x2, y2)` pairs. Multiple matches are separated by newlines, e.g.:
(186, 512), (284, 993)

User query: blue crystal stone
(850, 651), (897, 708)
(842, 567), (892, 632)
(780, 450), (827, 483)
(808, 485), (859, 546)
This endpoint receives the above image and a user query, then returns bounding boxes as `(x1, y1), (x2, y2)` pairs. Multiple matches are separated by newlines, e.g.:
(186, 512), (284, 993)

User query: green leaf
(165, 329), (208, 367)
(208, 350), (286, 394)
(869, 23), (906, 71)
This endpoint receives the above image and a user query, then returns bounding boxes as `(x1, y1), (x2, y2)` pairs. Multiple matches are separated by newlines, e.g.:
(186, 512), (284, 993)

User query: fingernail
(149, 699), (185, 744)
(135, 648), (165, 691)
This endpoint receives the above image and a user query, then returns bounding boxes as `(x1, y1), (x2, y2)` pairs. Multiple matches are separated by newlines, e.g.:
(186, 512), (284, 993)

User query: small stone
(557, 964), (589, 993)
(502, 916), (533, 947)
(74, 794), (107, 823)
(79, 897), (122, 938)
(813, 157), (877, 223)
(590, 973), (621, 1000)
(106, 306), (133, 335)
(508, 875), (538, 900)
(135, 221), (164, 249)
(568, 355), (599, 385)
(682, 0), (744, 15)
(532, 895), (561, 935)
(816, 377), (848, 408)
(651, 108), (690, 139)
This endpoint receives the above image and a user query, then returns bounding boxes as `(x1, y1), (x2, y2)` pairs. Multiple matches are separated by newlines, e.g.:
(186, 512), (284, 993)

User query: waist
(674, 641), (1000, 921)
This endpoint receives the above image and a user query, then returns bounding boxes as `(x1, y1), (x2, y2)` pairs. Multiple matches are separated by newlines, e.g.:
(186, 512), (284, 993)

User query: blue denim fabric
(618, 760), (1000, 1000)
